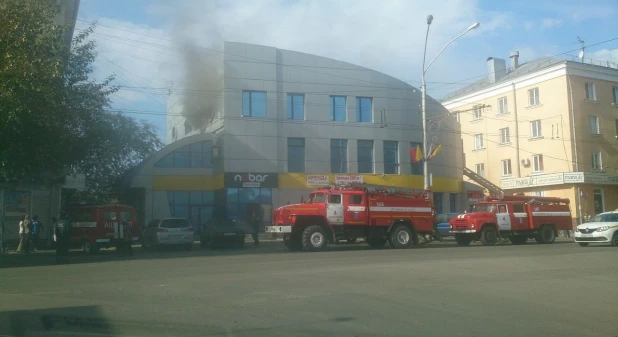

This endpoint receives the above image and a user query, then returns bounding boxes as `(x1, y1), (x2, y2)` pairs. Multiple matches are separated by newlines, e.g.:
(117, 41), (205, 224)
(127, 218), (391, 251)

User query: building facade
(130, 42), (465, 229)
(442, 52), (618, 225)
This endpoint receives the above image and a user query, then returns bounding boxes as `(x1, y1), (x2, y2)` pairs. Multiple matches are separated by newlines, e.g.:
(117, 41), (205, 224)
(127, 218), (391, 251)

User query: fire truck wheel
(367, 238), (386, 249)
(538, 225), (556, 244)
(301, 225), (328, 252)
(480, 226), (498, 246)
(455, 234), (473, 246)
(82, 241), (97, 255)
(389, 225), (414, 249)
(509, 235), (528, 245)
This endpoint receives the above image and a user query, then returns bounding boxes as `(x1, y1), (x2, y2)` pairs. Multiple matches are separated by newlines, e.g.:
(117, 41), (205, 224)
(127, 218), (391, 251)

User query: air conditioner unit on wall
(521, 158), (530, 166)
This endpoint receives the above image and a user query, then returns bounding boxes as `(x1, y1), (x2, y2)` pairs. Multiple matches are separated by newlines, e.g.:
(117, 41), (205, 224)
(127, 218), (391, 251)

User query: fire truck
(449, 195), (572, 246)
(265, 184), (438, 252)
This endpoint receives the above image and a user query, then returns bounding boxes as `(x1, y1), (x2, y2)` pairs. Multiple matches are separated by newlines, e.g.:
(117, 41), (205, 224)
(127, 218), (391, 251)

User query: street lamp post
(421, 16), (480, 191)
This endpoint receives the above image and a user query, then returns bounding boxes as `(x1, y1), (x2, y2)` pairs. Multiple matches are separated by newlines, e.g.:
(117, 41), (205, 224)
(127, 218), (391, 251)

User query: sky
(75, 0), (618, 141)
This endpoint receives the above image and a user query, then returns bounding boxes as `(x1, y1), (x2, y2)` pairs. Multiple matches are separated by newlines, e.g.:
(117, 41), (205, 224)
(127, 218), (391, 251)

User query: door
(511, 203), (528, 231)
(496, 204), (511, 231)
(593, 189), (604, 215)
(326, 193), (344, 224)
(344, 193), (367, 224)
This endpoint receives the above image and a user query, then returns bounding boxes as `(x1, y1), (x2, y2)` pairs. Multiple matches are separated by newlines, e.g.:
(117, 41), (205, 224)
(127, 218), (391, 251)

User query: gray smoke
(170, 2), (224, 132)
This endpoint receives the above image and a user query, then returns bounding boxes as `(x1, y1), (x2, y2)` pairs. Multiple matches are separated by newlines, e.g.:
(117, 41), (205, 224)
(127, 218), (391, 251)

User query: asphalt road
(1, 239), (616, 337)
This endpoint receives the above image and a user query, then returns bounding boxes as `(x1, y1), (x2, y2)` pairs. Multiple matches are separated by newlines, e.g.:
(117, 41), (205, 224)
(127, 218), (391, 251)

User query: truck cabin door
(344, 193), (367, 224)
(511, 203), (528, 230)
(327, 193), (344, 225)
(496, 204), (512, 231)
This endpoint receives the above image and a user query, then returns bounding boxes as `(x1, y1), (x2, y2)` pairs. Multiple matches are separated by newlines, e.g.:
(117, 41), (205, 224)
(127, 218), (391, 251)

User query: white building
(129, 42), (465, 229)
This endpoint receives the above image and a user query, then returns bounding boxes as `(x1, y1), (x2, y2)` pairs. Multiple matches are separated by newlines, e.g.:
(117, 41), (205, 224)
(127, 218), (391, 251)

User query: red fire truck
(67, 204), (139, 254)
(265, 184), (437, 252)
(449, 195), (572, 246)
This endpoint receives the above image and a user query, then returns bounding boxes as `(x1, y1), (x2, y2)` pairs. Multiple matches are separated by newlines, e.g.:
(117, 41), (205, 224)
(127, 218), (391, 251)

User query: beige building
(442, 52), (618, 225)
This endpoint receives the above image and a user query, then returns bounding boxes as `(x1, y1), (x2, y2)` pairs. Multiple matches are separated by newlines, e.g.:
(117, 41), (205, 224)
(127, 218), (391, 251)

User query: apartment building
(442, 51), (618, 225)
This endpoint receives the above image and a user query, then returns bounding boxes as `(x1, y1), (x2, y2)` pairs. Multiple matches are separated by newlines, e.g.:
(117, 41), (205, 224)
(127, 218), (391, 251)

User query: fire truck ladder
(463, 167), (504, 196)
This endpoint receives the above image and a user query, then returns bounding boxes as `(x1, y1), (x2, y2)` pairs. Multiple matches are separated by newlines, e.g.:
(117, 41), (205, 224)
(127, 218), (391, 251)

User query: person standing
(251, 210), (260, 246)
(53, 212), (73, 264)
(20, 215), (33, 254)
(30, 215), (43, 252)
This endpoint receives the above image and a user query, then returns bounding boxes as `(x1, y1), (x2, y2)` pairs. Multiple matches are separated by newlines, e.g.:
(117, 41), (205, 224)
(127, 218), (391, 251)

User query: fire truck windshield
(472, 204), (497, 213)
(308, 193), (326, 203)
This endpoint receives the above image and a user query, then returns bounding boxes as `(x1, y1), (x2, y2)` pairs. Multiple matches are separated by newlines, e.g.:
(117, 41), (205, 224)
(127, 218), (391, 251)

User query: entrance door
(496, 204), (512, 231)
(593, 189), (604, 215)
(190, 206), (213, 234)
(327, 193), (344, 224)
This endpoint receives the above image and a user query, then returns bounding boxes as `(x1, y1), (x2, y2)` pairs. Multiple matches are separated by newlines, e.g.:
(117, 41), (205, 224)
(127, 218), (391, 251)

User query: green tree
(1, 0), (163, 203)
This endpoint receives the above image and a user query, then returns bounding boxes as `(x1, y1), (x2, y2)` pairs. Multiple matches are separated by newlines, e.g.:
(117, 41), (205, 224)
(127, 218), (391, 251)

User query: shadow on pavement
(0, 237), (578, 269)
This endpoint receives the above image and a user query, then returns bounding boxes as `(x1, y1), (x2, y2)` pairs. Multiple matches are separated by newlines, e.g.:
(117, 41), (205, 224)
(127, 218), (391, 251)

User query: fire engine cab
(449, 195), (572, 246)
(265, 184), (437, 252)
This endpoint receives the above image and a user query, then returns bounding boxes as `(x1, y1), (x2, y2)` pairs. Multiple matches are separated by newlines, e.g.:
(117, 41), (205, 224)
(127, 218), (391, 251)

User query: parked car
(141, 218), (194, 250)
(575, 211), (618, 247)
(435, 213), (461, 237)
(200, 218), (246, 249)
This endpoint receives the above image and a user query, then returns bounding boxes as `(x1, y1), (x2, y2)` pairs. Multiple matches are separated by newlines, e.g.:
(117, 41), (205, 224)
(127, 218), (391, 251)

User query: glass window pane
(293, 95), (304, 119)
(176, 144), (191, 152)
(174, 152), (190, 167)
(203, 191), (214, 204)
(190, 142), (202, 152)
(174, 191), (189, 205)
(240, 188), (260, 203)
(226, 203), (238, 219)
(173, 205), (189, 219)
(200, 207), (213, 223)
(286, 94), (293, 119)
(155, 153), (174, 167)
(330, 139), (347, 173)
(260, 188), (272, 204)
(242, 91), (251, 116)
(331, 96), (346, 121)
(191, 152), (203, 167)
(167, 191), (175, 203)
(252, 92), (267, 118)
(190, 191), (203, 205)
(227, 188), (239, 201)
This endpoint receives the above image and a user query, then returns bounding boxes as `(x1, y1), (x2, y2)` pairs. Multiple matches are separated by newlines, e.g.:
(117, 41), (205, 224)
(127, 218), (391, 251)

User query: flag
(410, 144), (423, 163)
(427, 144), (443, 160)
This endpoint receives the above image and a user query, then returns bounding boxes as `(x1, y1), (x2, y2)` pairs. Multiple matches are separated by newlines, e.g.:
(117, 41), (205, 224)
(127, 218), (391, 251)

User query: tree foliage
(1, 0), (163, 203)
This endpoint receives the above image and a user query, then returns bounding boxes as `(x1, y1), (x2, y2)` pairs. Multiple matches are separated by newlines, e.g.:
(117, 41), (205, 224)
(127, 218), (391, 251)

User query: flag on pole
(427, 144), (443, 160)
(410, 144), (424, 163)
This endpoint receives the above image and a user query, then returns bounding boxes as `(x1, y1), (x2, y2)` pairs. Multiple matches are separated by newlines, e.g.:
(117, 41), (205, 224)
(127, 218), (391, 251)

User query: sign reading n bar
(307, 175), (329, 186)
(224, 173), (278, 188)
(335, 175), (363, 184)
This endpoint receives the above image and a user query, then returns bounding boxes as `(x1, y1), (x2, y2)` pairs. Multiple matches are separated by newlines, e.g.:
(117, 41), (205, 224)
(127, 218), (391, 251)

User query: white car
(575, 212), (618, 247)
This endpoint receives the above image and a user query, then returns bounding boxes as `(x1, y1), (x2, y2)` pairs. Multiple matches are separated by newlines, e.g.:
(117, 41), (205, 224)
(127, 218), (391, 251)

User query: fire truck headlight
(596, 226), (609, 232)
(470, 223), (475, 229)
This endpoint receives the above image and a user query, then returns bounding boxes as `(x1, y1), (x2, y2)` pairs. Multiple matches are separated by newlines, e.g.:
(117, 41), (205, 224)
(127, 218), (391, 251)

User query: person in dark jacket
(53, 212), (73, 264)
(31, 215), (43, 252)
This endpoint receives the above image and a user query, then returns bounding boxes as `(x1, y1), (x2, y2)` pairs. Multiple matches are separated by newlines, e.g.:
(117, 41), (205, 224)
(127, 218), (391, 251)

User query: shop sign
(334, 175), (363, 185)
(224, 172), (278, 188)
(307, 175), (329, 186)
(467, 190), (484, 199)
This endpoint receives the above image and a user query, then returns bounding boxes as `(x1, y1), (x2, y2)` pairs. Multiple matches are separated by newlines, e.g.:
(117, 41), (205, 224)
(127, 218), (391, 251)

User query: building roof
(441, 56), (567, 102)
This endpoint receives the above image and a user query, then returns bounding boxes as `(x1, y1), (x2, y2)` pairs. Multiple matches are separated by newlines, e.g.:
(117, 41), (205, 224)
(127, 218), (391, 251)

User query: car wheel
(611, 232), (618, 247)
(578, 242), (589, 247)
(480, 226), (498, 246)
(388, 225), (414, 249)
(301, 225), (327, 252)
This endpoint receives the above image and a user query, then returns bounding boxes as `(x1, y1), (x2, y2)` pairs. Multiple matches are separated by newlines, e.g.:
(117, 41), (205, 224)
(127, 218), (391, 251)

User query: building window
(330, 139), (348, 173)
(473, 134), (483, 150)
(585, 82), (596, 101)
(531, 191), (546, 197)
(530, 120), (542, 138)
(329, 96), (346, 121)
(528, 87), (540, 106)
(475, 163), (485, 177)
(498, 97), (508, 114)
(184, 121), (192, 135)
(286, 94), (304, 120)
(356, 97), (372, 123)
(410, 142), (424, 175)
(287, 138), (305, 173)
(155, 141), (214, 168)
(357, 140), (374, 173)
(501, 159), (512, 176)
(449, 193), (457, 212)
(434, 192), (443, 214)
(532, 154), (544, 173)
(383, 140), (399, 174)
(242, 91), (267, 118)
(589, 116), (600, 134)
(167, 191), (214, 233)
(499, 127), (510, 144)
(613, 86), (618, 104)
(592, 151), (602, 170)
(473, 105), (483, 120)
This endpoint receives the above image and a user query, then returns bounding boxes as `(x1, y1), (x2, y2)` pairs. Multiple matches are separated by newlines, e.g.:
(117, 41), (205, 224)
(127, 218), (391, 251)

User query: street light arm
(424, 25), (477, 74)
